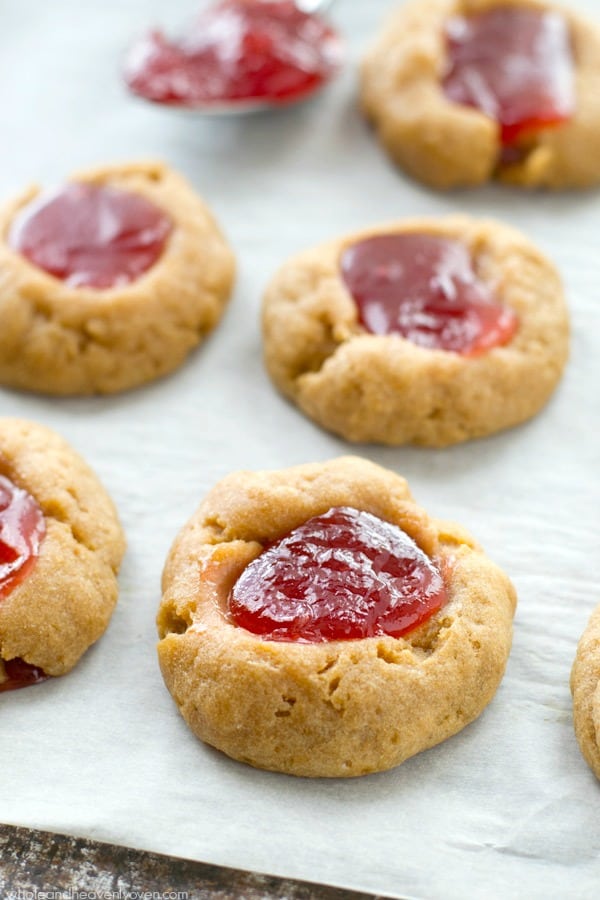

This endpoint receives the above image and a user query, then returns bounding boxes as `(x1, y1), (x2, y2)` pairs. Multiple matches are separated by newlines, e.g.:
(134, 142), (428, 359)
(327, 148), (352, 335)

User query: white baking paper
(1, 1), (600, 897)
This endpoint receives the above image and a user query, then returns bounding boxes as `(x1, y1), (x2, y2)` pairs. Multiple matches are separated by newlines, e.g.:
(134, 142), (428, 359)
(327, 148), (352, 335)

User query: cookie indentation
(9, 183), (173, 290)
(228, 506), (447, 642)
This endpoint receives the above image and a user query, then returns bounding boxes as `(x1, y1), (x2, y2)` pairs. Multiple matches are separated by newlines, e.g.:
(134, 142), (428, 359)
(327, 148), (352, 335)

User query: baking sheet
(1, 1), (600, 897)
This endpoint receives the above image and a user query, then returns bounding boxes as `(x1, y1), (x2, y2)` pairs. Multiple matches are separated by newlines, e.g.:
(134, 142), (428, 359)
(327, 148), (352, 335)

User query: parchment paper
(1, 1), (599, 897)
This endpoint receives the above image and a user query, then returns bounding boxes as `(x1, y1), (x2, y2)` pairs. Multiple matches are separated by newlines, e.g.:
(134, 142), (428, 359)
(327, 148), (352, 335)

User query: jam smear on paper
(0, 657), (49, 693)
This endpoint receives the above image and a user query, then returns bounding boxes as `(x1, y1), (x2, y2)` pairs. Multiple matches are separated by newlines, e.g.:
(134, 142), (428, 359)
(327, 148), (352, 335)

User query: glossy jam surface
(443, 7), (574, 146)
(0, 657), (49, 693)
(228, 506), (447, 642)
(9, 183), (173, 290)
(124, 0), (342, 108)
(0, 475), (46, 602)
(341, 233), (518, 356)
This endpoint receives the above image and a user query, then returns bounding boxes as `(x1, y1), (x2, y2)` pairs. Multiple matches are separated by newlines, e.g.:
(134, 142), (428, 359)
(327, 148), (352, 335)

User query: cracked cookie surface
(360, 0), (600, 189)
(262, 216), (569, 447)
(571, 603), (600, 779)
(0, 418), (126, 684)
(0, 160), (235, 395)
(157, 457), (516, 777)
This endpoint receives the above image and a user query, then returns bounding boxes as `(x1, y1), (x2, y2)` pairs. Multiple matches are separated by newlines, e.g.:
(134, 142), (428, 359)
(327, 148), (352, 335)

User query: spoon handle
(296, 0), (336, 14)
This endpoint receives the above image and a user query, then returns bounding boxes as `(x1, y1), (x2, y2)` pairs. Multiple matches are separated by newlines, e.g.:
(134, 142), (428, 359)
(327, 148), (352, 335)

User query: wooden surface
(0, 824), (393, 899)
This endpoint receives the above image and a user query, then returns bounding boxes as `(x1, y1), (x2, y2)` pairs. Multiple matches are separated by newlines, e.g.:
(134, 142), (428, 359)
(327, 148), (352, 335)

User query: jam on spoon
(9, 183), (173, 290)
(0, 475), (48, 693)
(443, 7), (574, 150)
(340, 232), (518, 356)
(124, 0), (343, 110)
(228, 506), (447, 642)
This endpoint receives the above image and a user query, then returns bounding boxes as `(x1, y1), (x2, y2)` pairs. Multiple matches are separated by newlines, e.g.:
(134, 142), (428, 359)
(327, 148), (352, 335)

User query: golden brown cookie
(0, 160), (235, 395)
(262, 216), (569, 447)
(571, 604), (600, 779)
(360, 0), (600, 189)
(157, 457), (516, 777)
(0, 418), (125, 690)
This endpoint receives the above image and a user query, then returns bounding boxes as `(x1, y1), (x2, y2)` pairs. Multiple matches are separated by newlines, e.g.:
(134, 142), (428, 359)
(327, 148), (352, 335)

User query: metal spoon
(124, 0), (342, 115)
(296, 0), (335, 12)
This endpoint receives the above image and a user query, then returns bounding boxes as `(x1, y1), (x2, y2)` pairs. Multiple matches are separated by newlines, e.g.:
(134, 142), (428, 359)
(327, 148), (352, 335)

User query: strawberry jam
(228, 506), (447, 642)
(0, 475), (45, 602)
(124, 0), (342, 108)
(0, 657), (49, 693)
(443, 7), (574, 147)
(9, 183), (173, 290)
(340, 233), (518, 356)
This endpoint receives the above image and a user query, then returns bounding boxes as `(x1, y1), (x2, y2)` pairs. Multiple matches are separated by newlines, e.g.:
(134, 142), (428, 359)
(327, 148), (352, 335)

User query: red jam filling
(0, 475), (45, 602)
(124, 0), (342, 108)
(228, 506), (447, 642)
(9, 183), (173, 290)
(340, 233), (518, 356)
(0, 658), (49, 693)
(443, 7), (574, 147)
